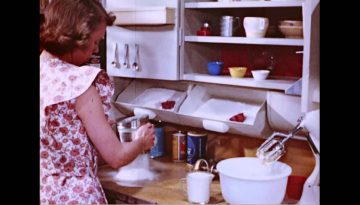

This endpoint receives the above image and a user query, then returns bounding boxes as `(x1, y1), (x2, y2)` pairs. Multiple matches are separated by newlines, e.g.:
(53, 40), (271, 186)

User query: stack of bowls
(278, 20), (303, 39)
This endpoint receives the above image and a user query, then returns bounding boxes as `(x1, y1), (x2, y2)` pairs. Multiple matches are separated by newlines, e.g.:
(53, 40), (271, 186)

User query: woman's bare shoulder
(75, 85), (102, 112)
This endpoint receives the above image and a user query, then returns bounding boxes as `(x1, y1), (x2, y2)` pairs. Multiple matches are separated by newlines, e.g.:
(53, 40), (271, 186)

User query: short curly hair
(40, 0), (115, 55)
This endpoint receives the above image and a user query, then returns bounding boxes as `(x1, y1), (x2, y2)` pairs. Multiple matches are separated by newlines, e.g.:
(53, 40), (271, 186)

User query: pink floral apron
(40, 51), (114, 204)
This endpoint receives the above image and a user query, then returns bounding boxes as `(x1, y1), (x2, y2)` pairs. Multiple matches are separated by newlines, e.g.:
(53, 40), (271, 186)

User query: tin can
(187, 131), (207, 165)
(172, 131), (186, 162)
(150, 120), (165, 158)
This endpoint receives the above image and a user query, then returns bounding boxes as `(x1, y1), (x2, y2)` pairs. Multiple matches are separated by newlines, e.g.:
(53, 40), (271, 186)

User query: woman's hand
(135, 122), (155, 151)
(77, 86), (155, 169)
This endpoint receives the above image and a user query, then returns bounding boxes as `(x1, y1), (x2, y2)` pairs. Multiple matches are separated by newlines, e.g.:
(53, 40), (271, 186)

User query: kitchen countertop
(98, 156), (225, 204)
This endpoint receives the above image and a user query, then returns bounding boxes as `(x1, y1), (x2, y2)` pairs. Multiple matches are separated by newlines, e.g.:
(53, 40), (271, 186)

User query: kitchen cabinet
(181, 0), (304, 90)
(107, 0), (320, 137)
(106, 0), (180, 80)
(180, 0), (319, 114)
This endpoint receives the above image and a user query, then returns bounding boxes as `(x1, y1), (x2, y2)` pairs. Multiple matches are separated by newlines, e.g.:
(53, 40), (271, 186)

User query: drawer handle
(202, 119), (229, 133)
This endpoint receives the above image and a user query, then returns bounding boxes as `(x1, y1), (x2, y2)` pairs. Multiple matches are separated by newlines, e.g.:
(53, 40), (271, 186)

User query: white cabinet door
(106, 0), (180, 80)
(133, 24), (179, 80)
(107, 26), (137, 78)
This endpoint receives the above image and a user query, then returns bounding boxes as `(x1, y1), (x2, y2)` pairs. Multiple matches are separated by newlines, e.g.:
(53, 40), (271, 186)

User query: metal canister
(150, 120), (165, 158)
(220, 16), (240, 37)
(187, 131), (207, 165)
(172, 131), (186, 162)
(117, 115), (149, 143)
(117, 118), (133, 142)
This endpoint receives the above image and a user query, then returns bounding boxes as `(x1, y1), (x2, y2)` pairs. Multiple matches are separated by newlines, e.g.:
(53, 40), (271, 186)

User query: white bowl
(251, 70), (270, 80)
(217, 157), (292, 204)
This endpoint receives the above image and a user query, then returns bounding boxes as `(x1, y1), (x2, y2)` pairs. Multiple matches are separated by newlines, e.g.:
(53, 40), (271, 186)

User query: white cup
(186, 172), (214, 204)
(243, 17), (269, 38)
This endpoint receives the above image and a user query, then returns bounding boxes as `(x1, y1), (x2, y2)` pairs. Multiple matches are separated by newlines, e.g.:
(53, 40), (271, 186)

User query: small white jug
(187, 171), (215, 204)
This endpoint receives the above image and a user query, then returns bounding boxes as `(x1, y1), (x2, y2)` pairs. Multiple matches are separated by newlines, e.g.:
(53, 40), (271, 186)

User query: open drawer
(114, 79), (188, 124)
(178, 84), (272, 138)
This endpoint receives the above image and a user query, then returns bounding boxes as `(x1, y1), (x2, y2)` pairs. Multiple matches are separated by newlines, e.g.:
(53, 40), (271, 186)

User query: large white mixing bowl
(217, 157), (292, 204)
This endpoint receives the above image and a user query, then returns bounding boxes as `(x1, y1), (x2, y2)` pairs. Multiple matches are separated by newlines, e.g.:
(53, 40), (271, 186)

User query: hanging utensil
(111, 43), (120, 68)
(123, 44), (130, 68)
(132, 44), (140, 71)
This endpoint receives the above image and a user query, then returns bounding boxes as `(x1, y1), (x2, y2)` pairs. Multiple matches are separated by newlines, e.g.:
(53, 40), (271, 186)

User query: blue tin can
(150, 120), (165, 158)
(187, 131), (207, 165)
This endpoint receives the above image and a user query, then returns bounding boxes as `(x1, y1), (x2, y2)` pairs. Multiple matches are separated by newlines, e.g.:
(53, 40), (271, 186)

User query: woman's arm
(76, 85), (155, 169)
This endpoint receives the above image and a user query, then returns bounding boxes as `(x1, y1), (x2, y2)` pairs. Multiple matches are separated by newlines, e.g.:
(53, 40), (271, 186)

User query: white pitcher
(186, 171), (215, 204)
(243, 17), (269, 38)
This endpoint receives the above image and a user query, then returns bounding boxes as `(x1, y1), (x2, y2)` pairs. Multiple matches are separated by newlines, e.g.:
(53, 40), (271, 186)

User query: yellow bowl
(229, 67), (247, 78)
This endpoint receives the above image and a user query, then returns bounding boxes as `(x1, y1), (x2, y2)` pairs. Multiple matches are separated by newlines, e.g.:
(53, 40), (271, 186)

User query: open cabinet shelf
(181, 0), (305, 91)
(106, 0), (319, 137)
(184, 36), (303, 46)
(183, 73), (297, 91)
(185, 1), (303, 9)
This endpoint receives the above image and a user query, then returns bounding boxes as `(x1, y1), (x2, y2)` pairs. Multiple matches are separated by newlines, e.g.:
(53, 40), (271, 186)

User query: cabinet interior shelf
(182, 73), (297, 91)
(185, 36), (303, 46)
(185, 1), (303, 9)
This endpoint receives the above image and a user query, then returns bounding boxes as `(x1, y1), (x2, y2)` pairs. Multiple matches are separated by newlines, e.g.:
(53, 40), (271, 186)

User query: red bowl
(161, 100), (175, 109)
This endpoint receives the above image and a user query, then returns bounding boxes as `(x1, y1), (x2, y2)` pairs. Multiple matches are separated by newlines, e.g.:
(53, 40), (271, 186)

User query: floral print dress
(40, 51), (115, 204)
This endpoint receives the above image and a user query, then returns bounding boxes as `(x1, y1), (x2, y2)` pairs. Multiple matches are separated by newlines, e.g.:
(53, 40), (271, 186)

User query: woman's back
(40, 52), (113, 204)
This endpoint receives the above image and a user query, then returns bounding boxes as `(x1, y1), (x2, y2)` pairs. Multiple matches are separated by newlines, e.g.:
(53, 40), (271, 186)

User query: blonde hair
(40, 0), (115, 55)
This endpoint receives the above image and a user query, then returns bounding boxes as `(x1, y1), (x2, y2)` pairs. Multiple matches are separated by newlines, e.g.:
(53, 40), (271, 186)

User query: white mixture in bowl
(114, 154), (156, 181)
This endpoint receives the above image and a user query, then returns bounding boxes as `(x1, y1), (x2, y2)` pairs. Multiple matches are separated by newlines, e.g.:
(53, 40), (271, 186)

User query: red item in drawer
(161, 100), (175, 109)
(229, 113), (246, 122)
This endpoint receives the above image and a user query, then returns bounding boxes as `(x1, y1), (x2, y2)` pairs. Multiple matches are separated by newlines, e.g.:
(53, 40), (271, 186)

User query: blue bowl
(207, 61), (224, 75)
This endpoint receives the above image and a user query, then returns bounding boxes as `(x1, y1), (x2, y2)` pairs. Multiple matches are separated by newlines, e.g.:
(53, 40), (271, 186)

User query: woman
(40, 0), (155, 204)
